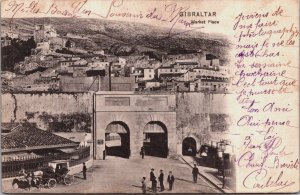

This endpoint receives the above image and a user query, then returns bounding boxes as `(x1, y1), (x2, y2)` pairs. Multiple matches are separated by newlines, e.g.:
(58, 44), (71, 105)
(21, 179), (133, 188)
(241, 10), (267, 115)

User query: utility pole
(98, 75), (101, 91)
(109, 62), (112, 91)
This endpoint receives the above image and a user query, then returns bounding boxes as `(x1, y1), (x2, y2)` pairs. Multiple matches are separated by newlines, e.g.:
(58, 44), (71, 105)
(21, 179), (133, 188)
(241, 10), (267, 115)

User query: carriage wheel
(47, 179), (57, 189)
(64, 174), (74, 186)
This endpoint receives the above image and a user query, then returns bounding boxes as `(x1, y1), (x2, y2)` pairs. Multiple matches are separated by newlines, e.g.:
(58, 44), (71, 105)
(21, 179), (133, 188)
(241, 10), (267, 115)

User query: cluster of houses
(2, 24), (231, 93)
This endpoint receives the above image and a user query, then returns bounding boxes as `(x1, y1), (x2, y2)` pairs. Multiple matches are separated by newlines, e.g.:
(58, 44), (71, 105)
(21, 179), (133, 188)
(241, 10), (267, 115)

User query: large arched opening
(182, 137), (197, 156)
(105, 121), (130, 158)
(143, 121), (168, 158)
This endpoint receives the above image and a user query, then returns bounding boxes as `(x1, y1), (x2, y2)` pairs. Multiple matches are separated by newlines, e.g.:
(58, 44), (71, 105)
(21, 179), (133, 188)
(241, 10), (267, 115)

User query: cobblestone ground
(3, 156), (221, 193)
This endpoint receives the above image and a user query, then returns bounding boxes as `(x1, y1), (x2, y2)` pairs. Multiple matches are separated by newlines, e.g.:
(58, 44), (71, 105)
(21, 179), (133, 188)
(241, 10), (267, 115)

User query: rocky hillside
(2, 17), (231, 64)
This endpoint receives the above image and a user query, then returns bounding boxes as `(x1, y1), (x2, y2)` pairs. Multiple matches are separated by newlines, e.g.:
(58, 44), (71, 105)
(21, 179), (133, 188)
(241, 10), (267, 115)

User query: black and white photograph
(1, 0), (299, 193)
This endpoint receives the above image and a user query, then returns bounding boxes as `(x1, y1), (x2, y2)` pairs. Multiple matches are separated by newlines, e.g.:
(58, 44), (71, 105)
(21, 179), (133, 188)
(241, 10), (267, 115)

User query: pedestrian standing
(140, 146), (145, 159)
(192, 164), (199, 183)
(83, 162), (87, 180)
(150, 168), (155, 192)
(103, 150), (106, 160)
(167, 171), (175, 191)
(141, 177), (147, 194)
(158, 170), (164, 191)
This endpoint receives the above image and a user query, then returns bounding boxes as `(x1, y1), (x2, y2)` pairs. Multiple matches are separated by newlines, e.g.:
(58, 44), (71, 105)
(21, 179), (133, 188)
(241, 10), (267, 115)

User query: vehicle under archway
(105, 121), (130, 158)
(182, 137), (197, 156)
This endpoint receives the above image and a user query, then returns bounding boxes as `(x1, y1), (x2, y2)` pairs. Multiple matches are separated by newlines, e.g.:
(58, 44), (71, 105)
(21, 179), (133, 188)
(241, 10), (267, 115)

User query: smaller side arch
(182, 137), (197, 156)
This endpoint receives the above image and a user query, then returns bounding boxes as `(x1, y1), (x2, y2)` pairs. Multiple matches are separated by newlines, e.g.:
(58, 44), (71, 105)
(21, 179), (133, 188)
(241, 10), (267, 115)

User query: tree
(65, 39), (71, 51)
(1, 36), (36, 72)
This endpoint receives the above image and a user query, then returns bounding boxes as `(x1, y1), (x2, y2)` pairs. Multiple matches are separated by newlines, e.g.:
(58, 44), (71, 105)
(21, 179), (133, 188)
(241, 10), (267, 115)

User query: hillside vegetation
(2, 17), (231, 63)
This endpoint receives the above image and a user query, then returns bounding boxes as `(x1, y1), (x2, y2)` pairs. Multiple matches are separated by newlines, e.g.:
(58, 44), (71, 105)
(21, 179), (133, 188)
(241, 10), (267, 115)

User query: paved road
(3, 156), (221, 193)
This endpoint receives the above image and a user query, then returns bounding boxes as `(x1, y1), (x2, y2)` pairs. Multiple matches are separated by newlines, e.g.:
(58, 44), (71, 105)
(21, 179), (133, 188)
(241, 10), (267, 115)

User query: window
(149, 75), (152, 78)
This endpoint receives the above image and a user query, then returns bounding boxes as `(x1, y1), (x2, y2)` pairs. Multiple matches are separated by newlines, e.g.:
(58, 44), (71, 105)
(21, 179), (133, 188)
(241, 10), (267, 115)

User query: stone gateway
(93, 91), (177, 159)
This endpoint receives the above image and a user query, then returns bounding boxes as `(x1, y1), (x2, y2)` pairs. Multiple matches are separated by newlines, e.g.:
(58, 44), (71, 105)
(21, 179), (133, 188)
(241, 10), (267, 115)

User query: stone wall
(2, 92), (93, 131)
(176, 92), (234, 152)
(2, 91), (235, 156)
(59, 76), (135, 92)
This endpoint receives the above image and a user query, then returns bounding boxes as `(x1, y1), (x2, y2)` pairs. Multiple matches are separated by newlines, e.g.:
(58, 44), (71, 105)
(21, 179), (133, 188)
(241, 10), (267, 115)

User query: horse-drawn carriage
(12, 160), (75, 190)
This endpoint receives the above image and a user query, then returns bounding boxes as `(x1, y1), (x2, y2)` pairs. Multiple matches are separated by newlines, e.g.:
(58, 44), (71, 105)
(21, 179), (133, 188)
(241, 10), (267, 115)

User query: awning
(2, 152), (42, 162)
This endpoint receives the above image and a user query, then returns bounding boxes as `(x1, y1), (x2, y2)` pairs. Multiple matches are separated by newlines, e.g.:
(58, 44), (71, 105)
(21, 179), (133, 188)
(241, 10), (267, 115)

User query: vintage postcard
(1, 0), (299, 193)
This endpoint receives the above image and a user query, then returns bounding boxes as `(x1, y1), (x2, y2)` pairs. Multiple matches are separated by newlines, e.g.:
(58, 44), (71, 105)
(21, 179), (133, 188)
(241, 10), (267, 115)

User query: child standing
(141, 177), (147, 194)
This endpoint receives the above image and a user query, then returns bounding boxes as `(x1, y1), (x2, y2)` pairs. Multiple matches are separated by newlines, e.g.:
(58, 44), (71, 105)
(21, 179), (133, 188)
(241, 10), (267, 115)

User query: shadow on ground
(176, 177), (218, 190)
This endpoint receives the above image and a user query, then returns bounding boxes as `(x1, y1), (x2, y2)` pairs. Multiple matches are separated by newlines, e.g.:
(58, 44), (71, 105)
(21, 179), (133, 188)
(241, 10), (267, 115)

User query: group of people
(141, 168), (175, 193)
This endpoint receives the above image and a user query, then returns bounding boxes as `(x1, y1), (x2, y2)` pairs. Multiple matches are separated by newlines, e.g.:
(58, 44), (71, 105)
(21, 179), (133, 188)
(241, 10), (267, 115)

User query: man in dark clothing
(192, 164), (199, 183)
(150, 168), (155, 192)
(140, 146), (145, 159)
(83, 162), (87, 180)
(167, 171), (175, 191)
(158, 170), (164, 191)
(103, 150), (106, 160)
(55, 165), (60, 173)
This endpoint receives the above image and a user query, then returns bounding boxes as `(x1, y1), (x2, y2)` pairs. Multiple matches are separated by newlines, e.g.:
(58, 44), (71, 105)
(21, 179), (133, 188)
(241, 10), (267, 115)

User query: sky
(2, 0), (295, 37)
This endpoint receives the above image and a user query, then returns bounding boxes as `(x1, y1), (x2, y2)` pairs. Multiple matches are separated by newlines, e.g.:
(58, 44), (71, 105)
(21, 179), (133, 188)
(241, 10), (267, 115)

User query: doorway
(105, 122), (130, 158)
(143, 121), (168, 158)
(182, 137), (197, 156)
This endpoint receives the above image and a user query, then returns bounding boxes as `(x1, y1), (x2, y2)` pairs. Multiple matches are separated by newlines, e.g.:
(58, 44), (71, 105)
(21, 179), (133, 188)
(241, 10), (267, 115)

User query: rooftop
(159, 73), (184, 78)
(2, 123), (78, 153)
(59, 60), (77, 63)
(1, 135), (26, 149)
(192, 67), (219, 71)
(137, 78), (160, 83)
(158, 66), (175, 69)
(200, 78), (230, 83)
(1, 122), (20, 133)
(68, 64), (88, 67)
(176, 62), (198, 65)
(206, 54), (218, 60)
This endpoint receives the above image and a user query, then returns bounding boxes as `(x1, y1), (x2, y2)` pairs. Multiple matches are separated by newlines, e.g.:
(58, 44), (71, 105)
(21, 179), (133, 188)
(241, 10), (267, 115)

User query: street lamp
(217, 143), (226, 189)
